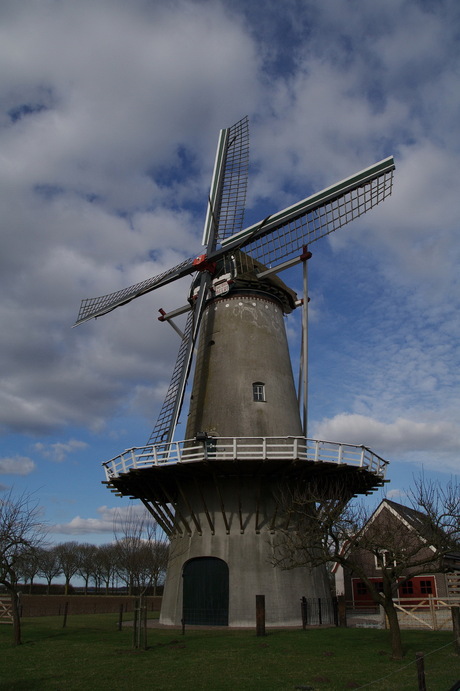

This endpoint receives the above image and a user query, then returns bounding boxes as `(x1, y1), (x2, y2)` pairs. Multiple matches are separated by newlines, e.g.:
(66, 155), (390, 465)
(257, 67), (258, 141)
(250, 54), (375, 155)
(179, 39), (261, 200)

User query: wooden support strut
(212, 471), (230, 534)
(194, 477), (215, 534)
(176, 481), (202, 535)
(238, 474), (244, 534)
(152, 481), (188, 537)
(139, 497), (173, 536)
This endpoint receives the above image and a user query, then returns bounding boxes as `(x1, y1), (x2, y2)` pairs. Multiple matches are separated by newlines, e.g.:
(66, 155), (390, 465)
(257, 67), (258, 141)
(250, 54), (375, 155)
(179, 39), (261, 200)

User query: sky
(1, 0), (459, 546)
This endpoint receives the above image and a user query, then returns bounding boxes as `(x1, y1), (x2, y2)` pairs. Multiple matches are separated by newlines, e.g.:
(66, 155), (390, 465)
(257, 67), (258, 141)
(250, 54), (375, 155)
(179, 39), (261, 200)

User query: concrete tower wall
(160, 476), (331, 626)
(160, 289), (332, 627)
(186, 293), (303, 439)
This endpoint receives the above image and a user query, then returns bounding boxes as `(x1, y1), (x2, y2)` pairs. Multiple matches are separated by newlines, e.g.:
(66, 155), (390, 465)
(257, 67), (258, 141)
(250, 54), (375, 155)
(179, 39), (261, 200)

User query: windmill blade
(74, 255), (197, 326)
(202, 115), (249, 250)
(146, 272), (211, 446)
(147, 308), (194, 445)
(219, 156), (395, 268)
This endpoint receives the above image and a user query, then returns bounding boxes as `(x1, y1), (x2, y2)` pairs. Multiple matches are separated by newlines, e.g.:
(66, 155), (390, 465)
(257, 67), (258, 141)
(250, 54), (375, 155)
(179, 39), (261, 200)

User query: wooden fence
(0, 596), (13, 624)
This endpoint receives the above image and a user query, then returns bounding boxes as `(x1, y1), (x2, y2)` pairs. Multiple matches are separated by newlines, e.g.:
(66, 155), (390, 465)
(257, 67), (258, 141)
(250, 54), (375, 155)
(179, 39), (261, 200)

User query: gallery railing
(103, 437), (388, 481)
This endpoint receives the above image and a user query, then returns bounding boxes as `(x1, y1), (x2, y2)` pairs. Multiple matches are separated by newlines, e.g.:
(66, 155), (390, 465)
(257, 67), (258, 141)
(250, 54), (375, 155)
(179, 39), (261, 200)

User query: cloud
(0, 456), (36, 475)
(313, 413), (460, 467)
(386, 488), (407, 500)
(34, 439), (88, 463)
(50, 503), (151, 535)
(0, 0), (458, 501)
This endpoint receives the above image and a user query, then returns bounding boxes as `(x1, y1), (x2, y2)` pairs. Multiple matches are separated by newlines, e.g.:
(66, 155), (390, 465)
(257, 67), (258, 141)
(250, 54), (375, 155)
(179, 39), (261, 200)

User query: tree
(0, 489), (46, 645)
(76, 543), (98, 595)
(15, 546), (41, 594)
(114, 507), (169, 595)
(272, 476), (460, 660)
(36, 546), (61, 594)
(94, 543), (118, 594)
(54, 541), (80, 595)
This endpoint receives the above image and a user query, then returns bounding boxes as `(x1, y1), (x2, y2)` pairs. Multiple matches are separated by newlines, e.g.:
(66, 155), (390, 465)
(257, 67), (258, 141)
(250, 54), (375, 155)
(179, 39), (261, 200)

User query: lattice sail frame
(220, 157), (394, 269)
(75, 117), (395, 451)
(202, 116), (249, 247)
(75, 156), (394, 327)
(147, 309), (194, 445)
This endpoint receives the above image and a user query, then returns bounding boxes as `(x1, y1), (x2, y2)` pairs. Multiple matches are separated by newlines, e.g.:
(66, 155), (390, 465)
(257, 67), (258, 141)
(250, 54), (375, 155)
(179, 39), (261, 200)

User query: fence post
(452, 606), (460, 655)
(256, 595), (266, 637)
(132, 599), (138, 648)
(300, 597), (307, 629)
(142, 597), (148, 650)
(337, 595), (347, 627)
(429, 595), (437, 630)
(415, 651), (426, 691)
(62, 602), (69, 628)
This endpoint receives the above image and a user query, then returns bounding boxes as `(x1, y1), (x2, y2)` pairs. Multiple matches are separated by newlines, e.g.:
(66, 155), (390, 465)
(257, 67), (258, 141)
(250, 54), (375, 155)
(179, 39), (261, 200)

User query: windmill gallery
(75, 117), (395, 627)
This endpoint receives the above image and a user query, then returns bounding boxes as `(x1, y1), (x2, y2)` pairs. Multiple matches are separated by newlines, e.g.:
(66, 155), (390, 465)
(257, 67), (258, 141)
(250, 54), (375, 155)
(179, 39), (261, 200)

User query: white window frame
(252, 382), (266, 402)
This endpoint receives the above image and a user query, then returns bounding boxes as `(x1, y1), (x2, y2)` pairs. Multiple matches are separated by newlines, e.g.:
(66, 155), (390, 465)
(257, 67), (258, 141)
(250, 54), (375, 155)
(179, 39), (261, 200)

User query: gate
(0, 596), (13, 624)
(182, 557), (229, 626)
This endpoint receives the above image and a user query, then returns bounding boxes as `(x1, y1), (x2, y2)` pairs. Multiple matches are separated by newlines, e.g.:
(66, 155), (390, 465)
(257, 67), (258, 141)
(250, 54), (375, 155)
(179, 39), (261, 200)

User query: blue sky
(1, 0), (459, 545)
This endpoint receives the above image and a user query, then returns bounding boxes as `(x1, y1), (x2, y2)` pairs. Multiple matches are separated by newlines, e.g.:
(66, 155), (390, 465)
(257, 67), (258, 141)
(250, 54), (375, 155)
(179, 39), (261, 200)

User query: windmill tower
(75, 117), (395, 627)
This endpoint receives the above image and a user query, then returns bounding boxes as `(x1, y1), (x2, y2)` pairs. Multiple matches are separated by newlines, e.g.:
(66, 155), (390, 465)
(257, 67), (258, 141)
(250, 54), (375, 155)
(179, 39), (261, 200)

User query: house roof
(382, 499), (429, 532)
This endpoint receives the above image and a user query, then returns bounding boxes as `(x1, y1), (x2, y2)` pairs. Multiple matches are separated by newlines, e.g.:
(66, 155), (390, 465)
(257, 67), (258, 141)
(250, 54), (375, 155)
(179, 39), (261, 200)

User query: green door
(183, 557), (229, 625)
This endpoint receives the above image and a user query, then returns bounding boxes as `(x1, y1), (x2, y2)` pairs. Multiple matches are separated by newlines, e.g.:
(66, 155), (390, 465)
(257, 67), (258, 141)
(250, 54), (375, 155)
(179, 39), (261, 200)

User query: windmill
(76, 116), (395, 627)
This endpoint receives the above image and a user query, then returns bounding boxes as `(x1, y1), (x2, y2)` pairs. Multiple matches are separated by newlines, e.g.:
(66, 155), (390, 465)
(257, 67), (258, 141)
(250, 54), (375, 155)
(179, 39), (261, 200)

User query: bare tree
(77, 543), (98, 595)
(37, 546), (61, 594)
(272, 476), (460, 660)
(114, 507), (169, 595)
(15, 546), (42, 594)
(94, 543), (118, 594)
(0, 489), (46, 645)
(54, 541), (80, 595)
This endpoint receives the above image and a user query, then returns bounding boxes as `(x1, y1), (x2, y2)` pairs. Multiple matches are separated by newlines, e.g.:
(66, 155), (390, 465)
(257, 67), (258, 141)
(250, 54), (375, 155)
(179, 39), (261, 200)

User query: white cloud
(0, 0), (459, 527)
(34, 439), (88, 463)
(313, 413), (460, 470)
(51, 503), (150, 535)
(0, 456), (36, 475)
(386, 488), (407, 500)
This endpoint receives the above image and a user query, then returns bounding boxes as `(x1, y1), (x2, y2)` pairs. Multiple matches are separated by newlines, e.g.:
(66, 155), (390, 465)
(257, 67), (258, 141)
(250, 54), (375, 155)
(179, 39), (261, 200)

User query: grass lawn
(1, 614), (459, 690)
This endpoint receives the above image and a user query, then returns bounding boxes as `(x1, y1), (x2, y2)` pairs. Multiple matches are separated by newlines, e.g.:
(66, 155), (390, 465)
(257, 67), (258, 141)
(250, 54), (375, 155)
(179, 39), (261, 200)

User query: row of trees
(0, 491), (168, 644)
(15, 508), (168, 596)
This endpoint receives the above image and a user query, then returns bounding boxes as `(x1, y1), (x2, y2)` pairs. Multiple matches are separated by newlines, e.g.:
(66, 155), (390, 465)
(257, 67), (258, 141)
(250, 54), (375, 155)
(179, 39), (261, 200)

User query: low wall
(19, 594), (162, 618)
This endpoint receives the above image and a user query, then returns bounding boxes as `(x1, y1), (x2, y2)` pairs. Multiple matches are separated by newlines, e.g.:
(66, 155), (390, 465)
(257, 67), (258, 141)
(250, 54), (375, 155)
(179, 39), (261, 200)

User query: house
(334, 498), (460, 608)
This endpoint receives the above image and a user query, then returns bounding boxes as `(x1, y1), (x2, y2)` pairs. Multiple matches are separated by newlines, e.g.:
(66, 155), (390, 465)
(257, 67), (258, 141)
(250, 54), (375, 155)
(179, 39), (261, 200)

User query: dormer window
(253, 382), (266, 402)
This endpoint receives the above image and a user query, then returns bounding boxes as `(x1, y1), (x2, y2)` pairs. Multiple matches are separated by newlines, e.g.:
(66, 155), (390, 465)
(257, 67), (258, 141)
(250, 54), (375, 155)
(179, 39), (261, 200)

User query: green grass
(1, 614), (459, 690)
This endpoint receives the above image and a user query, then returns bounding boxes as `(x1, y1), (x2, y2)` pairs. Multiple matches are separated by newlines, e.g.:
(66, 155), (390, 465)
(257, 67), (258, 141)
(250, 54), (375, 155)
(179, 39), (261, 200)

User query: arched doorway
(182, 557), (229, 625)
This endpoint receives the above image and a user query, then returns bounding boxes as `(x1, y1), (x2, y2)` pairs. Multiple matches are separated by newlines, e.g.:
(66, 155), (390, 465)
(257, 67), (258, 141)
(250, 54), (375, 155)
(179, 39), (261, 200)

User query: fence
(0, 596), (13, 624)
(346, 596), (460, 631)
(392, 596), (460, 631)
(103, 437), (388, 480)
(16, 594), (162, 618)
(301, 597), (337, 626)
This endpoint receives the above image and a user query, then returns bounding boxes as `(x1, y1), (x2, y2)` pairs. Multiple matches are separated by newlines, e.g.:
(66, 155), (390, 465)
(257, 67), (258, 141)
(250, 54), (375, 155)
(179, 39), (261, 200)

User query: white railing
(103, 437), (388, 481)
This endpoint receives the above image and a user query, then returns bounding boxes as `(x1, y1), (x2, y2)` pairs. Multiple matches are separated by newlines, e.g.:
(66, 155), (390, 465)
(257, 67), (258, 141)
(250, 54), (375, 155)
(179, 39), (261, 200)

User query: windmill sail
(147, 308), (194, 445)
(74, 255), (197, 326)
(148, 118), (250, 444)
(202, 115), (249, 248)
(76, 153), (394, 327)
(220, 156), (395, 268)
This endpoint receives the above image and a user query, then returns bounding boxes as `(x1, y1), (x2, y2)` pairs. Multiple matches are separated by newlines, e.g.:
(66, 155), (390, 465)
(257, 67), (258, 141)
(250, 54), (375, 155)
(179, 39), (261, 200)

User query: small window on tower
(253, 382), (266, 402)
